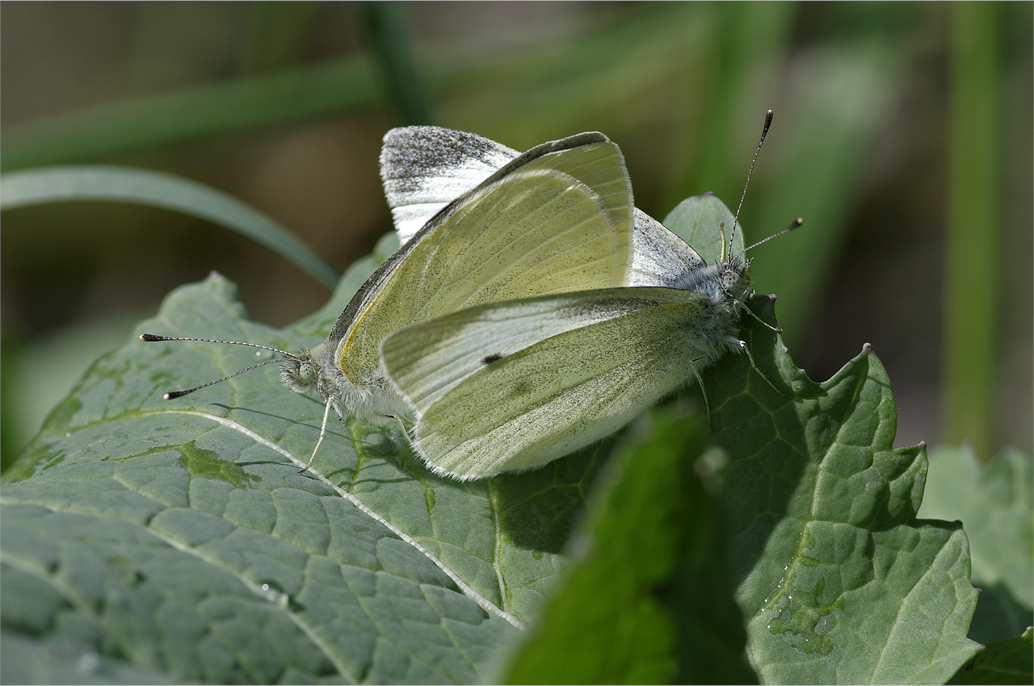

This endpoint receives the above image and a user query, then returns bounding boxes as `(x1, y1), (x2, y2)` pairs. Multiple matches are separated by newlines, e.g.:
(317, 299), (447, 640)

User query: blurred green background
(2, 2), (1031, 472)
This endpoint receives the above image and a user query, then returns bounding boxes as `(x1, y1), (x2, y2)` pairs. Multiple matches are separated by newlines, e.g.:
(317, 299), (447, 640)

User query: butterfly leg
(389, 413), (422, 453)
(688, 363), (715, 432)
(738, 300), (783, 333)
(731, 337), (786, 397)
(300, 399), (333, 473)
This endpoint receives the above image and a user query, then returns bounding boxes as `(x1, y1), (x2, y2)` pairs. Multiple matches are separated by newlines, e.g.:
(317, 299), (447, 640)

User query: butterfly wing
(380, 125), (708, 288)
(380, 127), (634, 245)
(381, 287), (729, 480)
(338, 134), (635, 386)
(380, 126), (519, 242)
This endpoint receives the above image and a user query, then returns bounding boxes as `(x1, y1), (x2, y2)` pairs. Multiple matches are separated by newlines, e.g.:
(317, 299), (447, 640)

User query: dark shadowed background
(2, 2), (1030, 470)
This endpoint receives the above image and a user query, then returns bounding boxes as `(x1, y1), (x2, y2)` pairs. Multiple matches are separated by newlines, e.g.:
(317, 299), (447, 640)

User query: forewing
(381, 288), (714, 480)
(342, 139), (634, 384)
(380, 126), (519, 241)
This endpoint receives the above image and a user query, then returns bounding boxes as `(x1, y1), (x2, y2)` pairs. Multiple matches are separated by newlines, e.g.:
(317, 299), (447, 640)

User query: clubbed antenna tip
(745, 218), (803, 252)
(730, 110), (776, 254)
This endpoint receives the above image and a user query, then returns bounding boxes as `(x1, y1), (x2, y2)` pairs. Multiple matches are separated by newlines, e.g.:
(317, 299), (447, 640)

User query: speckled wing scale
(380, 126), (521, 242)
(382, 287), (733, 479)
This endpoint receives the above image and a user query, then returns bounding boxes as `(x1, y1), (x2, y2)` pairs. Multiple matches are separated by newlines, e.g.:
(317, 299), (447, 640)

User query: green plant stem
(943, 2), (999, 460)
(354, 1), (435, 126)
(0, 57), (379, 172)
(238, 2), (320, 75)
(0, 5), (688, 173)
(0, 166), (340, 289)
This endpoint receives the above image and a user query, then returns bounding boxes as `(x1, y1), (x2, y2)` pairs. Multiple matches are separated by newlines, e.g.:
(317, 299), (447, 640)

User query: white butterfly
(376, 123), (786, 480)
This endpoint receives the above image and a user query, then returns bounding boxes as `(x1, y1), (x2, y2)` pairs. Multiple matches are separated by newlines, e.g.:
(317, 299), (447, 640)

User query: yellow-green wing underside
(341, 138), (634, 384)
(381, 287), (717, 480)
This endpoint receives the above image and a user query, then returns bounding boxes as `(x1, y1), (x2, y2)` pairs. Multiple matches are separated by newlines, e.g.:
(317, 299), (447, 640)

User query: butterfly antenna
(140, 333), (300, 399)
(734, 216), (800, 337)
(730, 109), (774, 255)
(745, 217), (803, 252)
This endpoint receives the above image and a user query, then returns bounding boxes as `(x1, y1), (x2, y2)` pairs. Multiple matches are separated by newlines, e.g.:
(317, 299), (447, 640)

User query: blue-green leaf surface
(715, 300), (981, 684)
(3, 240), (605, 682)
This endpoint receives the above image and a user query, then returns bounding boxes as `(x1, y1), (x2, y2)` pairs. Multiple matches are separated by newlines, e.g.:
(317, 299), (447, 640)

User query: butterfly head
(279, 353), (319, 394)
(696, 252), (753, 318)
(278, 340), (344, 408)
(720, 253), (752, 298)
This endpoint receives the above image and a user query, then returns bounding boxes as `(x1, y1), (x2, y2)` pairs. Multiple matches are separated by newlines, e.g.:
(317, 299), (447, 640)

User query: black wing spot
(482, 353), (504, 365)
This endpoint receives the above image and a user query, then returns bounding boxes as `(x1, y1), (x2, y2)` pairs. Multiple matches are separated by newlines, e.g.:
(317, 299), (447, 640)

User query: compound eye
(280, 359), (317, 393)
(298, 362), (316, 384)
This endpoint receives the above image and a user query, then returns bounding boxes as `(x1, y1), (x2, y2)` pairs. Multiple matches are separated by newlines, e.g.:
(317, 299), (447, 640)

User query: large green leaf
(500, 296), (981, 684)
(720, 301), (980, 684)
(498, 410), (756, 684)
(3, 248), (606, 682)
